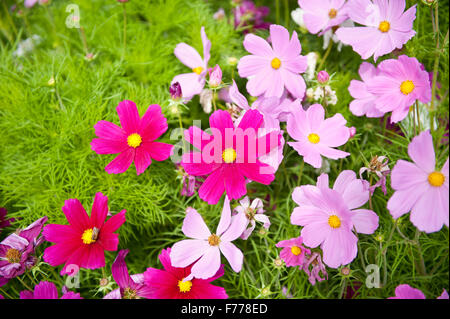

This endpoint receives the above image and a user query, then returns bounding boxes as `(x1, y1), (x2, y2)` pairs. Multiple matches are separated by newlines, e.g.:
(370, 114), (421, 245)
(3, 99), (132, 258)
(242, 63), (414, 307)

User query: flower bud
(317, 70), (330, 84)
(349, 126), (356, 138)
(209, 64), (222, 88)
(170, 82), (182, 101)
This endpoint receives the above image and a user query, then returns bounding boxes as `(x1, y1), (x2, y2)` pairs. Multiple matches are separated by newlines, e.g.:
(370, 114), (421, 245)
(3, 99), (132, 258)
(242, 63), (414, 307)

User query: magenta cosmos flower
(0, 217), (47, 280)
(171, 27), (211, 100)
(388, 284), (425, 299)
(238, 24), (307, 99)
(181, 109), (281, 205)
(170, 199), (247, 280)
(335, 0), (416, 61)
(287, 103), (350, 169)
(368, 55), (431, 123)
(291, 171), (379, 268)
(20, 281), (82, 299)
(233, 196), (270, 240)
(105, 250), (153, 299)
(275, 236), (310, 267)
(43, 192), (126, 275)
(348, 62), (385, 118)
(387, 130), (449, 233)
(298, 0), (348, 35)
(144, 248), (227, 299)
(91, 100), (173, 175)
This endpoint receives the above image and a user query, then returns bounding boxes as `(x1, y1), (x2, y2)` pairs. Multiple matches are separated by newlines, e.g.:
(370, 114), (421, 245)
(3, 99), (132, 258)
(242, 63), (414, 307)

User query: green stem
(0, 287), (13, 299)
(284, 0), (289, 26)
(16, 275), (33, 291)
(317, 41), (333, 72)
(414, 229), (427, 276)
(276, 0), (280, 25)
(415, 102), (421, 133)
(79, 26), (89, 54)
(297, 160), (304, 186)
(26, 271), (38, 286)
(382, 219), (397, 286)
(212, 89), (217, 112)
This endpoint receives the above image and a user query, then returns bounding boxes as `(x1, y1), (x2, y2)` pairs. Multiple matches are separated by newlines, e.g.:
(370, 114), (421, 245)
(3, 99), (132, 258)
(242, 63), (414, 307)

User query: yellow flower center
(328, 215), (341, 229)
(328, 8), (337, 19)
(271, 57), (281, 70)
(378, 21), (390, 33)
(291, 246), (302, 256)
(208, 234), (221, 246)
(400, 80), (415, 95)
(81, 228), (97, 245)
(192, 67), (204, 75)
(308, 133), (320, 144)
(127, 133), (142, 148)
(428, 171), (445, 187)
(178, 279), (193, 293)
(6, 248), (21, 264)
(222, 148), (237, 163)
(123, 287), (139, 299)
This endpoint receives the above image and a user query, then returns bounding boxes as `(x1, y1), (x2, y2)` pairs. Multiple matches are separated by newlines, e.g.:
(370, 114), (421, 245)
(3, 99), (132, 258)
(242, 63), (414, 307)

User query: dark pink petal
(134, 146), (152, 175)
(19, 216), (48, 243)
(19, 290), (34, 299)
(32, 281), (59, 299)
(43, 241), (80, 267)
(144, 142), (173, 161)
(184, 126), (213, 151)
(198, 168), (226, 205)
(105, 148), (134, 174)
(98, 232), (119, 251)
(223, 165), (247, 201)
(91, 192), (109, 229)
(101, 210), (126, 234)
(181, 152), (219, 176)
(91, 138), (128, 155)
(209, 110), (234, 141)
(111, 250), (132, 289)
(116, 100), (141, 135)
(237, 109), (264, 131)
(61, 199), (91, 232)
(139, 104), (169, 141)
(43, 224), (79, 243)
(192, 281), (228, 299)
(94, 120), (126, 140)
(238, 161), (275, 185)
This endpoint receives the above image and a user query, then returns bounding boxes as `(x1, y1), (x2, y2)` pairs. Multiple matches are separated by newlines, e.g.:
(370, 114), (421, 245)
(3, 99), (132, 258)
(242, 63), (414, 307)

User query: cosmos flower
(438, 289), (449, 300)
(105, 250), (153, 299)
(233, 1), (270, 33)
(144, 248), (227, 299)
(238, 24), (307, 99)
(287, 103), (350, 169)
(368, 55), (432, 123)
(233, 196), (270, 240)
(170, 199), (247, 279)
(20, 281), (82, 299)
(43, 192), (126, 275)
(298, 0), (348, 35)
(181, 109), (281, 205)
(359, 155), (390, 194)
(388, 284), (425, 299)
(302, 252), (328, 285)
(0, 208), (15, 235)
(387, 130), (449, 233)
(275, 236), (310, 267)
(91, 100), (173, 175)
(336, 0), (416, 61)
(291, 171), (379, 268)
(0, 217), (47, 280)
(172, 27), (211, 100)
(348, 62), (385, 118)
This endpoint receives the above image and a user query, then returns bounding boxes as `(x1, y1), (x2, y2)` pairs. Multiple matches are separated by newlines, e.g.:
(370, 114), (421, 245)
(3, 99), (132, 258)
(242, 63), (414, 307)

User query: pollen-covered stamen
(378, 21), (390, 33)
(81, 228), (97, 245)
(400, 80), (415, 95)
(192, 67), (204, 75)
(222, 148), (237, 163)
(208, 234), (221, 246)
(308, 133), (320, 144)
(6, 248), (21, 264)
(271, 57), (281, 70)
(127, 133), (142, 148)
(428, 171), (445, 187)
(328, 215), (341, 229)
(178, 279), (193, 293)
(123, 287), (139, 299)
(245, 207), (256, 220)
(291, 245), (302, 256)
(328, 8), (337, 19)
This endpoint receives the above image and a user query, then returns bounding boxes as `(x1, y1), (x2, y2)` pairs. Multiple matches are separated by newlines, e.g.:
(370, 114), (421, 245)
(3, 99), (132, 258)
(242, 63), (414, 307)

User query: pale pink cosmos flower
(287, 103), (350, 169)
(336, 0), (416, 61)
(291, 171), (379, 268)
(172, 27), (211, 100)
(348, 62), (385, 118)
(368, 55), (431, 123)
(302, 252), (328, 285)
(387, 130), (449, 233)
(275, 236), (310, 267)
(298, 0), (348, 35)
(233, 196), (270, 240)
(238, 24), (307, 99)
(170, 198), (247, 280)
(360, 155), (390, 194)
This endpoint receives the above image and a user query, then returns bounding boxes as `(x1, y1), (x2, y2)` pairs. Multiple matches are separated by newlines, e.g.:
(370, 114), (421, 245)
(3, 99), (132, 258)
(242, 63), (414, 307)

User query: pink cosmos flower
(275, 236), (310, 267)
(291, 171), (379, 268)
(388, 284), (425, 299)
(298, 0), (348, 35)
(238, 24), (307, 99)
(335, 0), (416, 61)
(387, 130), (449, 233)
(368, 55), (432, 123)
(233, 196), (270, 240)
(43, 192), (126, 275)
(105, 250), (153, 299)
(172, 27), (211, 100)
(181, 109), (281, 205)
(302, 252), (328, 285)
(144, 248), (227, 299)
(438, 289), (449, 300)
(20, 281), (82, 299)
(0, 217), (47, 280)
(91, 100), (173, 175)
(170, 199), (247, 280)
(287, 103), (350, 169)
(0, 208), (15, 235)
(348, 62), (385, 118)
(360, 155), (390, 195)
